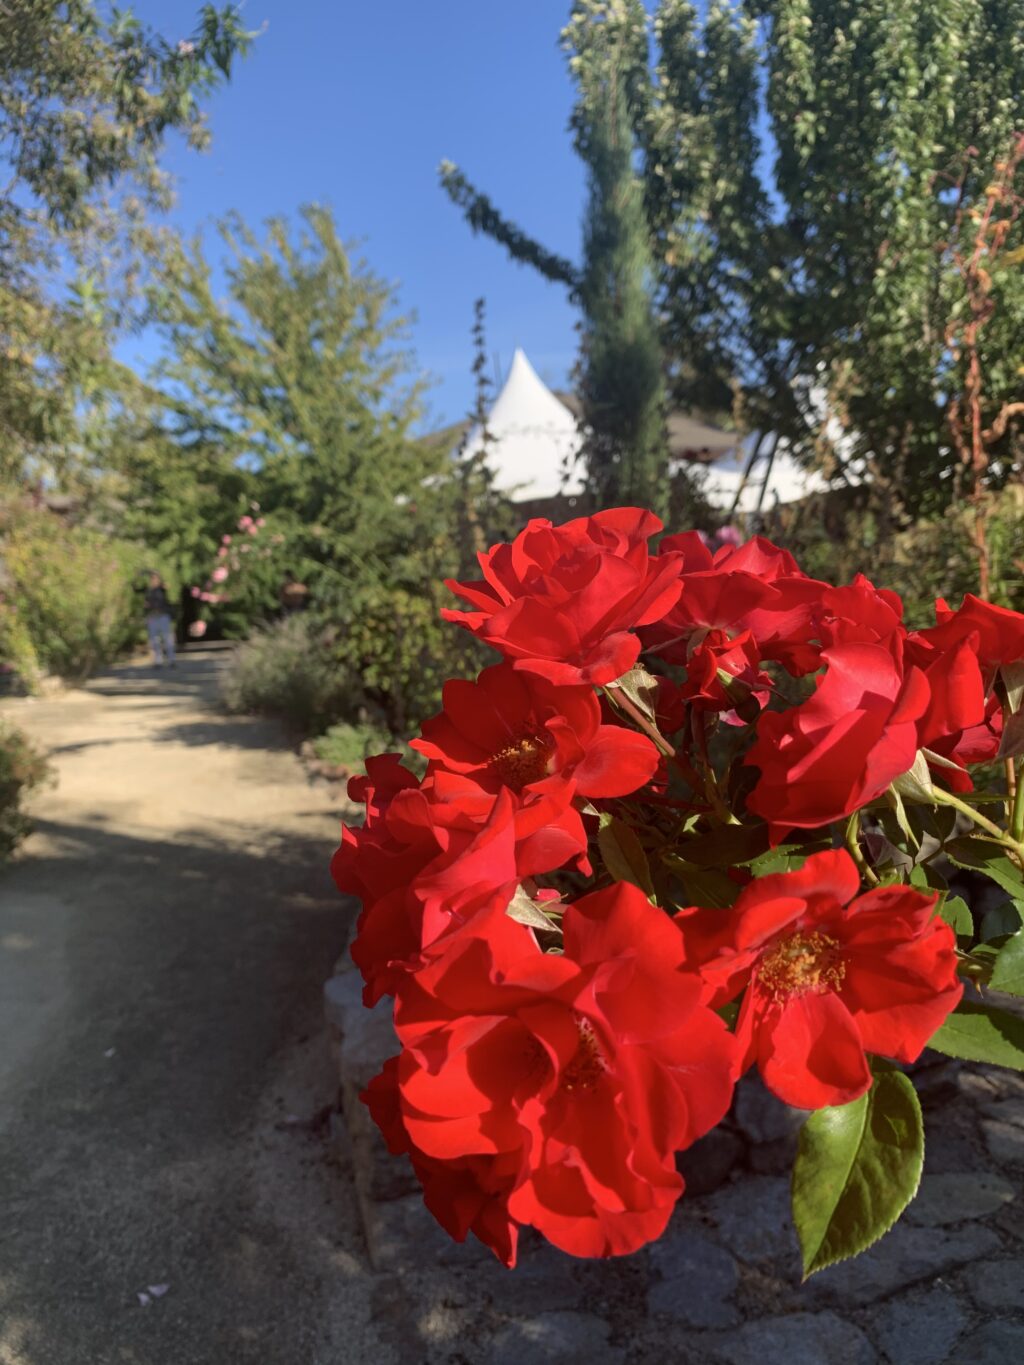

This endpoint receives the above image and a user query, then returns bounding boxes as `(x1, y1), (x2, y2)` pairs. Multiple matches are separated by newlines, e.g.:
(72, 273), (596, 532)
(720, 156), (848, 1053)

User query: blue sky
(127, 0), (591, 430)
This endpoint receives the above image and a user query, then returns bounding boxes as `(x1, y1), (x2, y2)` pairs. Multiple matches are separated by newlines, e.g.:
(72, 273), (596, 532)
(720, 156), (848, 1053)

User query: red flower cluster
(332, 508), (1002, 1266)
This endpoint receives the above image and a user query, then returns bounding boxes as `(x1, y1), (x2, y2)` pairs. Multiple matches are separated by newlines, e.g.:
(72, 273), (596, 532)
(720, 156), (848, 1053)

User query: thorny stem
(844, 811), (879, 887)
(690, 709), (739, 824)
(932, 785), (1024, 864)
(604, 686), (705, 795)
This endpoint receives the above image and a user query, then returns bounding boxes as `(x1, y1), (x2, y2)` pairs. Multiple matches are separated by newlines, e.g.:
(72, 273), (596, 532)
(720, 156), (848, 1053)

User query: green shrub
(312, 721), (393, 768)
(1, 508), (146, 680)
(323, 579), (489, 737)
(220, 614), (346, 735)
(0, 721), (52, 861)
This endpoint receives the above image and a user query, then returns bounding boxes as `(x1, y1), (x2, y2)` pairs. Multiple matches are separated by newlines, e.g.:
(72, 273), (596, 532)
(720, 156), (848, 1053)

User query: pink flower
(212, 566), (228, 583)
(189, 586), (201, 598)
(238, 515), (253, 530)
(222, 534), (232, 545)
(188, 620), (207, 638)
(217, 546), (228, 559)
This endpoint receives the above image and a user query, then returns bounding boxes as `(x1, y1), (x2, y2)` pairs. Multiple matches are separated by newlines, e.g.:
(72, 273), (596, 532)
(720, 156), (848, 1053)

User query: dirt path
(0, 648), (390, 1365)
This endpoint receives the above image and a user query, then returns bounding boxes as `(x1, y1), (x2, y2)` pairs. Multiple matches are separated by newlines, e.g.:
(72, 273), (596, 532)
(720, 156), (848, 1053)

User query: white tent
(455, 347), (841, 514)
(697, 437), (833, 516)
(458, 348), (585, 501)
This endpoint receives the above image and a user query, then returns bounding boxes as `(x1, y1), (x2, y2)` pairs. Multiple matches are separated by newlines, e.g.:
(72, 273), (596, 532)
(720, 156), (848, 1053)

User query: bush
(0, 721), (52, 861)
(1, 507), (146, 681)
(312, 720), (391, 769)
(220, 614), (346, 735)
(324, 579), (489, 737)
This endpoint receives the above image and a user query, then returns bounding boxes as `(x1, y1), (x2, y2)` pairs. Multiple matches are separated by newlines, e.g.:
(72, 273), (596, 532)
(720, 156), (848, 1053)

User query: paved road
(0, 649), (388, 1365)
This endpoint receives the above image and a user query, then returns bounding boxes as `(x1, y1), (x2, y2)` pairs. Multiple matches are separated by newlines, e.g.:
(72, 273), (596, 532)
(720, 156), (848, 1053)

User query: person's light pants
(146, 614), (176, 665)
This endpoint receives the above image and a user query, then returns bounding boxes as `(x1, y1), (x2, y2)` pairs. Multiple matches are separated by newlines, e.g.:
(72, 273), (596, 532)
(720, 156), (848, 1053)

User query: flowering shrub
(332, 507), (1024, 1277)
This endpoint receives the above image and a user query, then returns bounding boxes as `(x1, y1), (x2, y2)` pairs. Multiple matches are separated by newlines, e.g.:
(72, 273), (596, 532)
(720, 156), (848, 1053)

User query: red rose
(676, 850), (962, 1109)
(442, 508), (682, 686)
(746, 642), (930, 835)
(332, 767), (523, 1004)
(911, 594), (1024, 674)
(643, 531), (829, 683)
(412, 661), (659, 799)
(364, 1057), (521, 1268)
(373, 884), (736, 1263)
(915, 636), (995, 790)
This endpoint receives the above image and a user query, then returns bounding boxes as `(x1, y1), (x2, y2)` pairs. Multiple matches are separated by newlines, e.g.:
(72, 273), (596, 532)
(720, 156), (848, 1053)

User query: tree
(566, 0), (670, 517)
(441, 0), (1024, 525)
(441, 0), (671, 516)
(138, 206), (499, 728)
(147, 207), (445, 579)
(0, 2), (252, 487)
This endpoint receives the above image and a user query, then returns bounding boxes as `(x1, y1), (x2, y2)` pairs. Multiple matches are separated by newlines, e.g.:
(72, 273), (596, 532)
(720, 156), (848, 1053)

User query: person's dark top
(144, 585), (171, 616)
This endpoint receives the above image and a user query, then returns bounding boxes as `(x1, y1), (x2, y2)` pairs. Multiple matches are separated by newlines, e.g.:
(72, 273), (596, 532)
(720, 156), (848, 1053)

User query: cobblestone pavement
(326, 952), (1024, 1365)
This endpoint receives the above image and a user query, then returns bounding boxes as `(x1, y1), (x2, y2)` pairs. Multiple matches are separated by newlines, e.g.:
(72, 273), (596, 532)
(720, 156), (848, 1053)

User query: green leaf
(598, 813), (655, 897)
(944, 838), (1024, 901)
(938, 894), (973, 940)
(749, 847), (809, 876)
(885, 786), (919, 850)
(928, 1001), (1024, 1071)
(980, 901), (1024, 943)
(791, 1067), (924, 1279)
(662, 853), (738, 908)
(990, 930), (1024, 998)
(675, 821), (770, 869)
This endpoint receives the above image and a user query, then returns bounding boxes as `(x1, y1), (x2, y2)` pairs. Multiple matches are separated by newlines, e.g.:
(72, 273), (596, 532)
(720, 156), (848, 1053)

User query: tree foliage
(440, 0), (1024, 523)
(566, 1), (670, 517)
(0, 1), (252, 487)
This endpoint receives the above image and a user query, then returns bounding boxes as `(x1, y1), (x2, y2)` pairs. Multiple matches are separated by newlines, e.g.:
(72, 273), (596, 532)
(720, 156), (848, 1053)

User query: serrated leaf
(663, 854), (738, 908)
(944, 838), (1024, 901)
(506, 885), (559, 931)
(990, 930), (1024, 997)
(749, 847), (809, 876)
(675, 821), (770, 869)
(928, 1001), (1024, 1070)
(885, 786), (919, 850)
(597, 813), (655, 897)
(910, 862), (947, 892)
(608, 663), (661, 723)
(791, 1067), (923, 1279)
(938, 894), (973, 939)
(980, 901), (1024, 943)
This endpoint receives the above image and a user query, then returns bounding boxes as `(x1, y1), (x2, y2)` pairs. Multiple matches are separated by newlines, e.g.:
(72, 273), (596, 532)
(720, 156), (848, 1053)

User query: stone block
(697, 1175), (799, 1268)
(488, 1310), (625, 1365)
(872, 1286), (968, 1364)
(708, 1311), (875, 1365)
(679, 1127), (745, 1196)
(734, 1075), (808, 1145)
(982, 1118), (1024, 1164)
(649, 1228), (740, 1327)
(804, 1222), (1002, 1306)
(949, 1320), (1024, 1364)
(904, 1172), (1016, 1227)
(964, 1256), (1024, 1311)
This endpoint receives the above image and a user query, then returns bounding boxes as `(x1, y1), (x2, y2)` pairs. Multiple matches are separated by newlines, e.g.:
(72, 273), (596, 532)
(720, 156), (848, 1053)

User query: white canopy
(458, 348), (585, 501)
(697, 438), (833, 516)
(456, 347), (837, 514)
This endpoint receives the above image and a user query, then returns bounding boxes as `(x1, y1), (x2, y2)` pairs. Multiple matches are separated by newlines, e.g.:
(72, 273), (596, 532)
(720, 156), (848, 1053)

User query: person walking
(142, 572), (176, 668)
